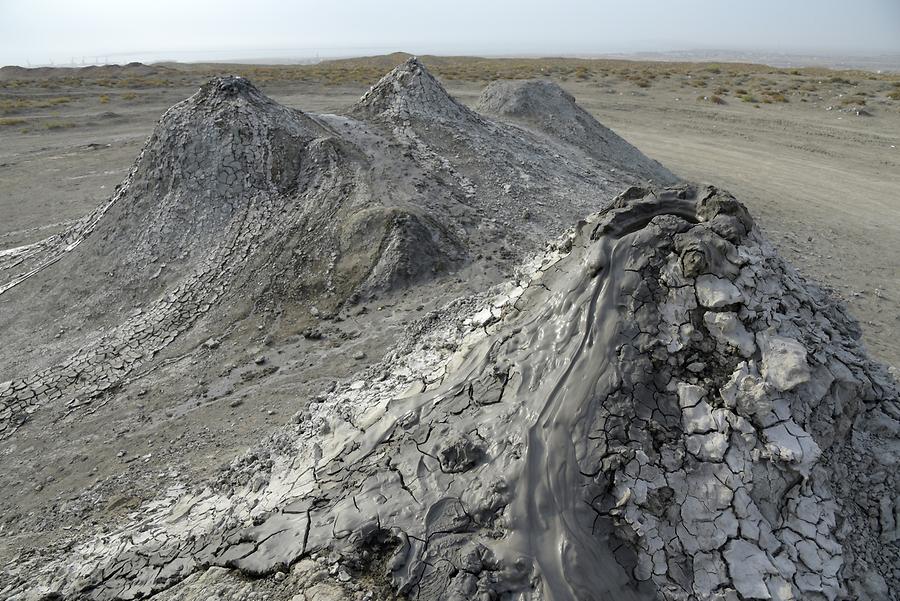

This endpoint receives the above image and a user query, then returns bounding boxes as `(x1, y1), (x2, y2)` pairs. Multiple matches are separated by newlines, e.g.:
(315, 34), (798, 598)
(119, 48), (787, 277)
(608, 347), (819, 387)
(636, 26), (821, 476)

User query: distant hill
(0, 62), (178, 81)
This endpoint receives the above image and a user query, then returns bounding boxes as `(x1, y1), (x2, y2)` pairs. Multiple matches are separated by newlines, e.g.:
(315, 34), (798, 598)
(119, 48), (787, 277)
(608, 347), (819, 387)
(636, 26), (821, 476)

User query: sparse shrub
(888, 90), (900, 101)
(0, 117), (26, 126)
(99, 95), (110, 104)
(740, 94), (757, 103)
(122, 92), (138, 101)
(0, 95), (73, 114)
(44, 121), (75, 130)
(840, 95), (867, 106)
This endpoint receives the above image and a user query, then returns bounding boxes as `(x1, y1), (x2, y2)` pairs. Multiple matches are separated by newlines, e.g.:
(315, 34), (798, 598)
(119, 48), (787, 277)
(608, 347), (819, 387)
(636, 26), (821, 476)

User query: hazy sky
(1, 0), (899, 66)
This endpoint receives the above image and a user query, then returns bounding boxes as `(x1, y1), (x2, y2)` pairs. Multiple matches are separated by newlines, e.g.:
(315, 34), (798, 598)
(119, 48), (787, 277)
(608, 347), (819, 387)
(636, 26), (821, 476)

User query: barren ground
(0, 57), (898, 601)
(1, 57), (899, 571)
(2, 57), (896, 369)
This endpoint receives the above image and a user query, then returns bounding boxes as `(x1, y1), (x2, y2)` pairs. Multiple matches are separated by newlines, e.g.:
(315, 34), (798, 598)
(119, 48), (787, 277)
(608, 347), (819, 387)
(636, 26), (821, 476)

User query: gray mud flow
(0, 58), (898, 601)
(0, 59), (666, 439)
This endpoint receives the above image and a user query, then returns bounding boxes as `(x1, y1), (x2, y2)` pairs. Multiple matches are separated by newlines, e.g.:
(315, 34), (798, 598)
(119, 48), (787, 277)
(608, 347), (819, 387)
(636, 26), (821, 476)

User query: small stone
(723, 540), (778, 599)
(703, 311), (755, 357)
(682, 400), (717, 434)
(757, 332), (810, 391)
(439, 436), (485, 473)
(677, 383), (706, 408)
(686, 431), (728, 461)
(695, 274), (743, 308)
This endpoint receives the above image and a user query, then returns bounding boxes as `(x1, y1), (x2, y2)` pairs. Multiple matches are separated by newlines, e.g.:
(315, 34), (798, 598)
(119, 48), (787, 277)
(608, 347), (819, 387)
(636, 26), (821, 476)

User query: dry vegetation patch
(0, 55), (898, 119)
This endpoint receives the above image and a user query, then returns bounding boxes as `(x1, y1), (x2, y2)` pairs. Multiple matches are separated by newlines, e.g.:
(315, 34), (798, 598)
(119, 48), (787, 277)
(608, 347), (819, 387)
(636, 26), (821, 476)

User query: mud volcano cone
(1, 59), (896, 601)
(11, 186), (896, 601)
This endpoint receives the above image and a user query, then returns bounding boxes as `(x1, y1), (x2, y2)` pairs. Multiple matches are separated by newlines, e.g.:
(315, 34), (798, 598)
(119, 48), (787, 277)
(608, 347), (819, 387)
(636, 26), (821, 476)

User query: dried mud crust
(1, 59), (897, 601)
(475, 78), (675, 184)
(4, 186), (897, 601)
(0, 59), (658, 438)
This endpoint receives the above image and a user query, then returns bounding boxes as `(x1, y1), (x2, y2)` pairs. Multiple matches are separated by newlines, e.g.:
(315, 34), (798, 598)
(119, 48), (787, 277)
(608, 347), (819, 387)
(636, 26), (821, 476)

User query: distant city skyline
(2, 0), (899, 67)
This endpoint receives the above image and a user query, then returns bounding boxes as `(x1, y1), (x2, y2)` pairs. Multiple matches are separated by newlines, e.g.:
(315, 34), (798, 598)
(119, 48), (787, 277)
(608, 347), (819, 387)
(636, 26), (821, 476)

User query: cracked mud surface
(1, 59), (898, 601)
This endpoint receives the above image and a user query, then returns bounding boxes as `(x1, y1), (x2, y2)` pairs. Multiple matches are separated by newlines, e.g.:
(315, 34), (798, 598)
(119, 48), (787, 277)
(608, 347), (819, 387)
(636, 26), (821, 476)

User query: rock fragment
(695, 273), (743, 307)
(703, 310), (756, 357)
(757, 332), (811, 391)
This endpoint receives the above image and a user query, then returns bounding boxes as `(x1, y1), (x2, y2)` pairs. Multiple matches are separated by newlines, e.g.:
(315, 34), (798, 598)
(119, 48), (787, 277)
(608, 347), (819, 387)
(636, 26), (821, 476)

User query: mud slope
(0, 75), (461, 436)
(1, 59), (897, 601)
(0, 59), (666, 439)
(4, 186), (898, 601)
(476, 79), (675, 182)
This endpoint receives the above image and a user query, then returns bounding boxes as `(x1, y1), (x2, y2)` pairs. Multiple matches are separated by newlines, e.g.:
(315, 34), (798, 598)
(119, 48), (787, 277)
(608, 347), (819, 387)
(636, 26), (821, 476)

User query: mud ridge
(0, 59), (896, 601)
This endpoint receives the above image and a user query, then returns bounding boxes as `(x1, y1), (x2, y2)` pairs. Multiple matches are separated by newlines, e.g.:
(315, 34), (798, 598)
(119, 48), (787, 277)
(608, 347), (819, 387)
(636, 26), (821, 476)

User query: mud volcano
(0, 59), (897, 601)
